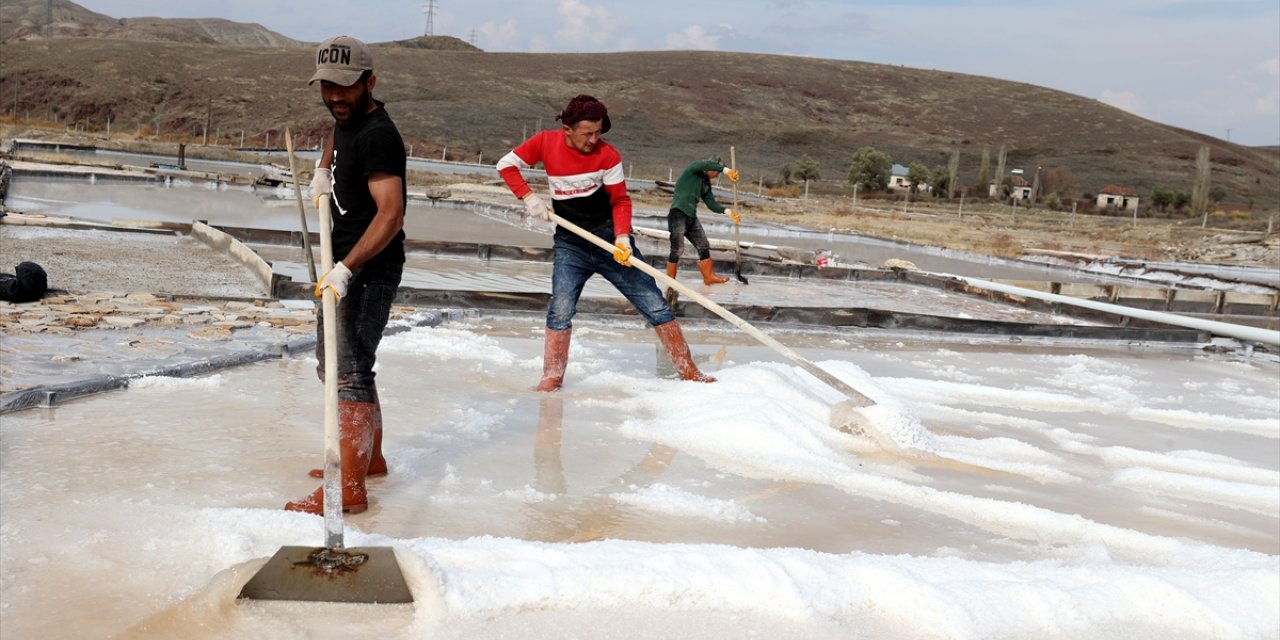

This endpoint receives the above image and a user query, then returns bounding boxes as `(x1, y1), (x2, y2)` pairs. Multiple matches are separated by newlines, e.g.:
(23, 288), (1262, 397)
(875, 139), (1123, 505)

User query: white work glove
(523, 193), (553, 221)
(310, 167), (332, 208)
(725, 208), (741, 224)
(315, 261), (352, 299)
(612, 235), (633, 266)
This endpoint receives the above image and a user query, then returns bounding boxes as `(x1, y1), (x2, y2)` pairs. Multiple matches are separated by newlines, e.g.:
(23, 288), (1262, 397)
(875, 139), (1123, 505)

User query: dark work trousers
(315, 259), (403, 403)
(667, 208), (713, 262)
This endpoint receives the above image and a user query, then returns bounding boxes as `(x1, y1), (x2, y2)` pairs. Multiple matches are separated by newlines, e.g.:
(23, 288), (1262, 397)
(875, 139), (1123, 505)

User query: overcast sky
(75, 0), (1280, 146)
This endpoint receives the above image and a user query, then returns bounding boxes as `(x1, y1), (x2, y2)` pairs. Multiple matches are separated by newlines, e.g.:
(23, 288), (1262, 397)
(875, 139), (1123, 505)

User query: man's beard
(326, 85), (371, 126)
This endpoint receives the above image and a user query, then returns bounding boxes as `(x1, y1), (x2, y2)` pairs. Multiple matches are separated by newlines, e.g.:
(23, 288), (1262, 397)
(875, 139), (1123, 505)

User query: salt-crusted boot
(286, 401), (375, 514)
(654, 320), (716, 383)
(536, 327), (572, 392)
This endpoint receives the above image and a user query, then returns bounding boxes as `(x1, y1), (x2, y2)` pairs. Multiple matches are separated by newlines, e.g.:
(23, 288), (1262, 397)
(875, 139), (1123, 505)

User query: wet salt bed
(251, 245), (1094, 327)
(0, 319), (296, 391)
(8, 177), (309, 231)
(7, 175), (1119, 283)
(2, 315), (1277, 639)
(7, 178), (551, 247)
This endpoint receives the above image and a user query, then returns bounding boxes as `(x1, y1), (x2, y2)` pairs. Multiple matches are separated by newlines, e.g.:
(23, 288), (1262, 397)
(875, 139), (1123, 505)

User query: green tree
(1172, 189), (1191, 211)
(931, 165), (951, 197)
(1151, 188), (1173, 213)
(779, 164), (793, 185)
(946, 148), (961, 200)
(998, 175), (1014, 200)
(847, 146), (892, 191)
(793, 154), (821, 199)
(1208, 185), (1228, 204)
(976, 146), (991, 197)
(906, 162), (931, 195)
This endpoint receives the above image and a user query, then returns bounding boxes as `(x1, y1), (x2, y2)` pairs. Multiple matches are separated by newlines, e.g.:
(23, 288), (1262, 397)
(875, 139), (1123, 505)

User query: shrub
(988, 232), (1022, 258)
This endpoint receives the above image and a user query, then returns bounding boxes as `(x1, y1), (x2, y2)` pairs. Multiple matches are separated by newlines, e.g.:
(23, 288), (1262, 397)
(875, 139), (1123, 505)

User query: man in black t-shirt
(286, 35), (407, 515)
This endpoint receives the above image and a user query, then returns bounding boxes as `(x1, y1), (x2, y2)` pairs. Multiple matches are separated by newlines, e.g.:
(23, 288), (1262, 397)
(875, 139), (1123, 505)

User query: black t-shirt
(327, 101), (407, 267)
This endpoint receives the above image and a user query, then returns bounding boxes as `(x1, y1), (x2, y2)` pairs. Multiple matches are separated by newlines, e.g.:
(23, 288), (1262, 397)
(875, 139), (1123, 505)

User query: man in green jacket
(667, 156), (740, 285)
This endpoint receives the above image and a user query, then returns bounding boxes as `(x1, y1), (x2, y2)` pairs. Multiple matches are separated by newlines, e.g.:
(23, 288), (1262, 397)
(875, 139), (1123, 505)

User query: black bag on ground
(0, 261), (49, 303)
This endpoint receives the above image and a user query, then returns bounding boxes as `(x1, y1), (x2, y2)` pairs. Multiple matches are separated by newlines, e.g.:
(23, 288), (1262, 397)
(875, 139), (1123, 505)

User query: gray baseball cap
(309, 35), (374, 86)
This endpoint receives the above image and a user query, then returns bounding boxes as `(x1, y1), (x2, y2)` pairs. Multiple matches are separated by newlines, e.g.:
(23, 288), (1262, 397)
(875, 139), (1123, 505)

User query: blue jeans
(316, 259), (403, 403)
(547, 223), (675, 330)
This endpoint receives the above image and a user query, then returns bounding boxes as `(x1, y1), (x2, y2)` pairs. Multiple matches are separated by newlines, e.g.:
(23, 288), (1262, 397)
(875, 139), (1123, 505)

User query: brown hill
(1, 0), (1276, 207)
(0, 0), (300, 46)
(0, 0), (115, 41)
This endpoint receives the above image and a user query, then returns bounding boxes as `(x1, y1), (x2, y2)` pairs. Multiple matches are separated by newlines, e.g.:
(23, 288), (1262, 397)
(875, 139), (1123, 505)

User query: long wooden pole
(285, 128), (318, 282)
(730, 147), (747, 284)
(317, 198), (344, 548)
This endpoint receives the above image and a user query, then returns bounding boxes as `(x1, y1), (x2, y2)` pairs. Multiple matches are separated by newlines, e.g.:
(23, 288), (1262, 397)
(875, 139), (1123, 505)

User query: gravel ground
(0, 223), (266, 298)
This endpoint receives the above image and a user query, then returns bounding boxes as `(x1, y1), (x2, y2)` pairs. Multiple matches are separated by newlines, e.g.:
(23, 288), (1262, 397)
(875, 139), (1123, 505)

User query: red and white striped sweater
(497, 130), (632, 236)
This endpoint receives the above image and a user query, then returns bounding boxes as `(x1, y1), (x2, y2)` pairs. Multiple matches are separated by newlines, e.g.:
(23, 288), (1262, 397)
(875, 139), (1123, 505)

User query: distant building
(888, 163), (931, 193)
(1095, 185), (1140, 212)
(989, 169), (1033, 200)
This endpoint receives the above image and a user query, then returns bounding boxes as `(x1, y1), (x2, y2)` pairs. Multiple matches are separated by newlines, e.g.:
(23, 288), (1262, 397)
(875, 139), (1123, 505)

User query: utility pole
(423, 0), (437, 37)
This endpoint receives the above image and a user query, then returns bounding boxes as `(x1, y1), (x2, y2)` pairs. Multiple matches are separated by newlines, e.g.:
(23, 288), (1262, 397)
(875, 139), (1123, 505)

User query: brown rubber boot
(286, 401), (375, 514)
(654, 320), (716, 383)
(666, 262), (679, 279)
(536, 327), (572, 392)
(698, 258), (728, 285)
(310, 391), (386, 479)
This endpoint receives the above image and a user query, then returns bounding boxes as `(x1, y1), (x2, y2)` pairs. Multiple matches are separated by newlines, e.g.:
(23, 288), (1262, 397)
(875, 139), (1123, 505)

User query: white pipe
(948, 274), (1280, 346)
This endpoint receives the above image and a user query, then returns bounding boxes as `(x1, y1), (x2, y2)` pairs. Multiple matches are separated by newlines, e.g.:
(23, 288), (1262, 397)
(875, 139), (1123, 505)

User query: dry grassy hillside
(0, 0), (300, 46)
(1, 0), (1277, 212)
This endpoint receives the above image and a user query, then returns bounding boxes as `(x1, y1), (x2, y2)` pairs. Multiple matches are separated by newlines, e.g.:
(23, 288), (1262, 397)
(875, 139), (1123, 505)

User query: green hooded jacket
(670, 159), (728, 219)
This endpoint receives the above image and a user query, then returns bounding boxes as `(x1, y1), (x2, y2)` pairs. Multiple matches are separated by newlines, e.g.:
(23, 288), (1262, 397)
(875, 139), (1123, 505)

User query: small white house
(1096, 185), (1140, 212)
(888, 163), (931, 193)
(989, 169), (1032, 200)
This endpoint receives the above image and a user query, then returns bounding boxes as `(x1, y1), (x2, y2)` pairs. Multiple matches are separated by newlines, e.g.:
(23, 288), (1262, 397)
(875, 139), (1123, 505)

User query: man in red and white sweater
(498, 94), (715, 391)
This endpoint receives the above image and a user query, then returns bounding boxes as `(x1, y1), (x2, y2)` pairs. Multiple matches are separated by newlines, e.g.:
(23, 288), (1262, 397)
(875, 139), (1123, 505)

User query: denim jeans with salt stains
(315, 259), (403, 403)
(547, 223), (674, 331)
(666, 209), (713, 262)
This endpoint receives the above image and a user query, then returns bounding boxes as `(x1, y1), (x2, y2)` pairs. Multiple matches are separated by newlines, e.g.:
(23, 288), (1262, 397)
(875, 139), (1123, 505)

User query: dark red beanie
(556, 94), (611, 133)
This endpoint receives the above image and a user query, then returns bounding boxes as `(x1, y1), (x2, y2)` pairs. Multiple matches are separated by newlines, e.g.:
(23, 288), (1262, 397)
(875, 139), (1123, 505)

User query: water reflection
(526, 394), (680, 543)
(525, 343), (730, 542)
